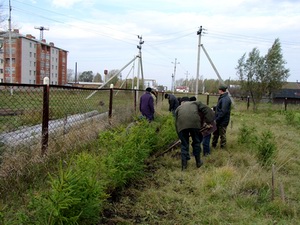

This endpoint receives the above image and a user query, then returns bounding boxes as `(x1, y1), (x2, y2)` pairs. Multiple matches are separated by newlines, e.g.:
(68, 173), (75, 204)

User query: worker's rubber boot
(195, 155), (203, 168)
(181, 159), (187, 171)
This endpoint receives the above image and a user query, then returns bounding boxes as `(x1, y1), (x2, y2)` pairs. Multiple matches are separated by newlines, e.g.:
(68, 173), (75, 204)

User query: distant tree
(67, 69), (74, 82)
(264, 38), (290, 98)
(203, 79), (220, 94)
(94, 73), (102, 82)
(78, 71), (94, 82)
(236, 39), (289, 110)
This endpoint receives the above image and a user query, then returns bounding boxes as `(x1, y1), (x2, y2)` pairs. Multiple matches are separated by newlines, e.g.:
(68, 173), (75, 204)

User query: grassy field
(102, 101), (300, 224)
(1, 90), (299, 224)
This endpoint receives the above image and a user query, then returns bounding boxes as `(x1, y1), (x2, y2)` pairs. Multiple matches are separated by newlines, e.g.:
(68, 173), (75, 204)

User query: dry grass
(102, 104), (300, 225)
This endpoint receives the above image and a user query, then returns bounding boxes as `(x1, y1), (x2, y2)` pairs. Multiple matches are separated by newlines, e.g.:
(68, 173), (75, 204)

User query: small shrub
(237, 123), (258, 145)
(285, 111), (295, 125)
(22, 153), (107, 225)
(256, 130), (277, 166)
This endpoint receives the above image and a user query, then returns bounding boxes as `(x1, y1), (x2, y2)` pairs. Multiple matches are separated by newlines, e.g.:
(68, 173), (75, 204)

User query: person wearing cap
(140, 87), (155, 121)
(174, 97), (215, 170)
(164, 93), (179, 116)
(212, 84), (232, 149)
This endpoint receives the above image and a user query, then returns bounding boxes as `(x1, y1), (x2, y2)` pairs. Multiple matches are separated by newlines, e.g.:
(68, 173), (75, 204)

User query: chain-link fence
(0, 84), (166, 157)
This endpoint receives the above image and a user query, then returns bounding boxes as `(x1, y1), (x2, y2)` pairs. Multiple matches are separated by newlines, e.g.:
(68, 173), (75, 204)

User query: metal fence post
(206, 94), (210, 106)
(41, 78), (50, 156)
(109, 84), (113, 119)
(247, 96), (250, 110)
(284, 98), (287, 111)
(134, 87), (137, 112)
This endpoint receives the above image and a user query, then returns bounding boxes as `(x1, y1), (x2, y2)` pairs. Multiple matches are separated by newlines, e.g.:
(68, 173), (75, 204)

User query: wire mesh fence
(0, 84), (161, 157)
(4, 83), (296, 159)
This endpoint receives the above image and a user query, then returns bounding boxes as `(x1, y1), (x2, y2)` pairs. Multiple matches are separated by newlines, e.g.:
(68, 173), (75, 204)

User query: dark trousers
(212, 125), (227, 148)
(178, 128), (203, 160)
(202, 134), (211, 155)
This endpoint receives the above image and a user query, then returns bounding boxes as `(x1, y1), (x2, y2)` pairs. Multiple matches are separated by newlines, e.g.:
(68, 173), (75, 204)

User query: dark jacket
(175, 101), (214, 133)
(168, 94), (179, 112)
(140, 91), (155, 121)
(215, 92), (231, 126)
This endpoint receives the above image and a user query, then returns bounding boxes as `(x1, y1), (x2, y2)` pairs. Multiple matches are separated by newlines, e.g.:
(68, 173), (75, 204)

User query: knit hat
(164, 93), (169, 99)
(189, 96), (196, 101)
(146, 87), (152, 92)
(181, 96), (190, 102)
(218, 84), (227, 92)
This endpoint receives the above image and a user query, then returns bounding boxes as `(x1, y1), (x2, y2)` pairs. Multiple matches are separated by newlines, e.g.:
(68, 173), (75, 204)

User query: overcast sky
(3, 0), (300, 89)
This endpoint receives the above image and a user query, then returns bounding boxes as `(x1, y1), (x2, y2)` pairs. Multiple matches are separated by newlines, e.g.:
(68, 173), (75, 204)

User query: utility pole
(185, 71), (189, 87)
(8, 0), (13, 94)
(195, 26), (203, 96)
(171, 58), (180, 94)
(201, 44), (235, 105)
(136, 35), (144, 91)
(34, 26), (49, 40)
(171, 73), (174, 91)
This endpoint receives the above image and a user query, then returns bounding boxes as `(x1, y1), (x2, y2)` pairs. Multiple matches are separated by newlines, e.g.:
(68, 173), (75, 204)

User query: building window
(30, 52), (32, 57)
(30, 42), (32, 48)
(29, 70), (32, 75)
(34, 53), (36, 58)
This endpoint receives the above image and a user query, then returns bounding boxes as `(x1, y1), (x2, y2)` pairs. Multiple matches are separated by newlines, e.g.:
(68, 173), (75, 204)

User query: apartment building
(1, 29), (68, 85)
(0, 31), (5, 83)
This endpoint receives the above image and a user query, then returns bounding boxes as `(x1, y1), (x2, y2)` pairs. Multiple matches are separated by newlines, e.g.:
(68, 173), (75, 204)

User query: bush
(20, 153), (107, 225)
(3, 114), (179, 223)
(285, 111), (295, 125)
(256, 130), (277, 166)
(237, 123), (258, 146)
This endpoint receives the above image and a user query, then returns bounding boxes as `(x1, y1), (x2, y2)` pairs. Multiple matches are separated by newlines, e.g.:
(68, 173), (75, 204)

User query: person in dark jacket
(212, 84), (232, 149)
(175, 97), (215, 170)
(140, 87), (155, 121)
(189, 95), (216, 155)
(165, 93), (179, 115)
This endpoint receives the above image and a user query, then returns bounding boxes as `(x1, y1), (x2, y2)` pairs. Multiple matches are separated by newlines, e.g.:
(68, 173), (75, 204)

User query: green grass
(101, 103), (300, 225)
(1, 90), (300, 224)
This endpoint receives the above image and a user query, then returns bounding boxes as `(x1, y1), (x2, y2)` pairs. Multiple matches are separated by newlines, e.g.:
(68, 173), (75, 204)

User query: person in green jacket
(175, 97), (215, 170)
